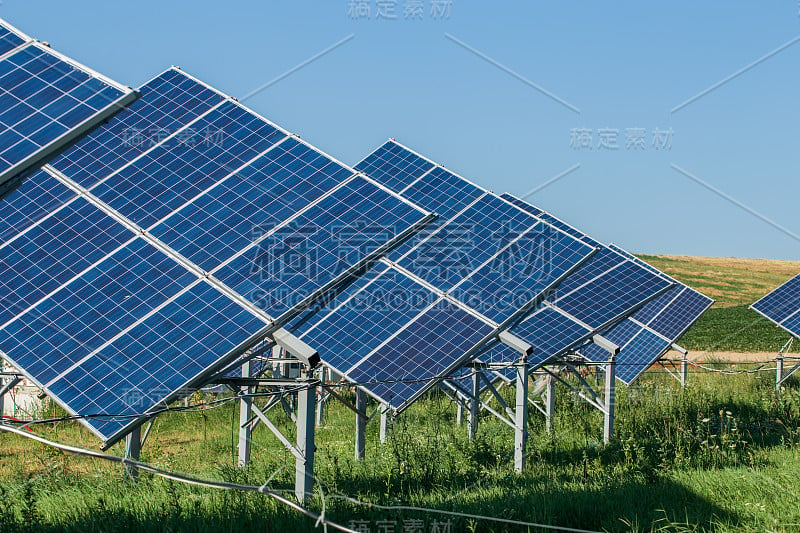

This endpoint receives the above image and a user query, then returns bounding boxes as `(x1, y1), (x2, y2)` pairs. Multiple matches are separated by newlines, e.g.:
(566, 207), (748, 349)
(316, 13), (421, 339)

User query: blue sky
(3, 1), (799, 259)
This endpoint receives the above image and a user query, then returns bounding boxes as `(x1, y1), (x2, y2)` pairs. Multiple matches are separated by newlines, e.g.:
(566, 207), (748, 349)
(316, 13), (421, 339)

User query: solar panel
(470, 194), (674, 377)
(0, 18), (136, 194)
(581, 245), (714, 384)
(292, 141), (598, 411)
(751, 273), (800, 339)
(0, 68), (430, 446)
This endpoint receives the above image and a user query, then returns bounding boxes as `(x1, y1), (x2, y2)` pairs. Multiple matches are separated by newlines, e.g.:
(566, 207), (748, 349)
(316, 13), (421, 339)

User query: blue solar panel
(0, 168), (75, 245)
(89, 101), (285, 229)
(299, 266), (437, 375)
(501, 193), (602, 247)
(51, 69), (224, 190)
(216, 175), (427, 317)
(47, 281), (269, 440)
(0, 196), (132, 326)
(582, 280), (713, 383)
(397, 194), (537, 290)
(354, 140), (435, 192)
(751, 273), (800, 335)
(0, 40), (136, 189)
(347, 301), (494, 407)
(298, 142), (596, 410)
(0, 239), (197, 385)
(0, 70), (429, 445)
(151, 137), (353, 271)
(468, 194), (673, 376)
(385, 166), (485, 261)
(0, 20), (27, 56)
(450, 225), (600, 322)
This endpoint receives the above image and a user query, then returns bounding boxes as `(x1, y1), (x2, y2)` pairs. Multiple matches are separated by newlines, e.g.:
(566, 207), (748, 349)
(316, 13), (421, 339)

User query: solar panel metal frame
(0, 19), (138, 195)
(751, 273), (800, 339)
(0, 68), (433, 447)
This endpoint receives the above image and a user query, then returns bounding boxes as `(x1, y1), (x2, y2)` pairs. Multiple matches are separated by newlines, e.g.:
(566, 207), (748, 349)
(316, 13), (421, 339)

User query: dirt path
(663, 349), (785, 363)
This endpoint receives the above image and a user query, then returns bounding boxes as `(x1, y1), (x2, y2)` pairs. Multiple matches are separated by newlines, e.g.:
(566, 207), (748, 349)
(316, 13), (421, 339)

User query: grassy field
(637, 255), (800, 354)
(3, 372), (800, 532)
(1, 255), (800, 532)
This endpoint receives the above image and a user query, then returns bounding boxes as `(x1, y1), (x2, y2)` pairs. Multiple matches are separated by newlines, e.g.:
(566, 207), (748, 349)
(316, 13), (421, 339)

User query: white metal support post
(238, 360), (254, 466)
(379, 405), (389, 444)
(355, 388), (367, 460)
(468, 371), (479, 440)
(514, 359), (529, 472)
(125, 425), (142, 479)
(680, 356), (688, 388)
(777, 354), (784, 391)
(316, 367), (326, 426)
(295, 377), (316, 503)
(603, 355), (616, 444)
(545, 374), (556, 434)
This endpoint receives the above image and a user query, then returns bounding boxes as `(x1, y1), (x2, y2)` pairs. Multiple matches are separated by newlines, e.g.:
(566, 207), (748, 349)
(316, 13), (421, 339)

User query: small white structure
(1, 361), (42, 419)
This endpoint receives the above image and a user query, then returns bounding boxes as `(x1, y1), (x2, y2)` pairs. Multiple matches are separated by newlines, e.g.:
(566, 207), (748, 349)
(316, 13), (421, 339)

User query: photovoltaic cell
(89, 101), (286, 229)
(582, 275), (713, 384)
(347, 301), (494, 407)
(47, 281), (269, 440)
(50, 68), (224, 190)
(150, 137), (353, 271)
(385, 166), (484, 261)
(469, 193), (673, 377)
(0, 196), (132, 326)
(299, 266), (437, 375)
(751, 273), (800, 336)
(215, 175), (427, 318)
(0, 168), (75, 246)
(0, 68), (429, 445)
(0, 33), (136, 190)
(296, 142), (595, 410)
(0, 21), (26, 56)
(0, 239), (197, 386)
(354, 139), (435, 192)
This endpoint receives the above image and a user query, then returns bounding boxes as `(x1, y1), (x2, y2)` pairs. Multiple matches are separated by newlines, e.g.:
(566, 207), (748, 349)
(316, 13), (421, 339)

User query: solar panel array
(751, 273), (800, 340)
(491, 194), (674, 369)
(0, 66), (430, 445)
(0, 19), (136, 194)
(0, 17), (717, 447)
(290, 141), (599, 410)
(580, 245), (714, 383)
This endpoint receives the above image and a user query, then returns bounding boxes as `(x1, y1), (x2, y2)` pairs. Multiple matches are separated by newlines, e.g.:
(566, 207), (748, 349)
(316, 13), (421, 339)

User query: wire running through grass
(0, 424), (356, 533)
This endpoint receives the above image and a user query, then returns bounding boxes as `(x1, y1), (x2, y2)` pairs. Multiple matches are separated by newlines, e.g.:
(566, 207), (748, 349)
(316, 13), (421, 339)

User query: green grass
(3, 372), (800, 532)
(679, 305), (799, 353)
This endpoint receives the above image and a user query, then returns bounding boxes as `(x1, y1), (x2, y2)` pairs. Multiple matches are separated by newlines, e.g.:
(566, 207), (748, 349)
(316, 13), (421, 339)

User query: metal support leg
(545, 374), (555, 434)
(355, 388), (366, 460)
(238, 360), (253, 467)
(316, 367), (326, 426)
(777, 355), (784, 391)
(379, 406), (389, 444)
(468, 371), (479, 440)
(514, 361), (528, 472)
(125, 426), (141, 479)
(603, 356), (616, 444)
(456, 403), (463, 426)
(295, 380), (316, 503)
(680, 357), (688, 388)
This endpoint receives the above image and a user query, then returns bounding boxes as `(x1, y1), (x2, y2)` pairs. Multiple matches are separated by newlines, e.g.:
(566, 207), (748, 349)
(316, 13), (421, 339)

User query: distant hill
(635, 255), (800, 353)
